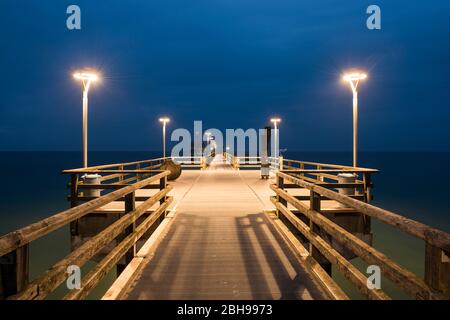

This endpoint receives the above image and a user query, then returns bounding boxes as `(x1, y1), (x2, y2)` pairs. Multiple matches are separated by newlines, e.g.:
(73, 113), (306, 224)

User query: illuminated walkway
(120, 155), (326, 299)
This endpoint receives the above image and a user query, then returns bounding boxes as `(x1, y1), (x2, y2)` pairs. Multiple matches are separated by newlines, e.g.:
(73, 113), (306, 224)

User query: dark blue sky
(1, 1), (450, 151)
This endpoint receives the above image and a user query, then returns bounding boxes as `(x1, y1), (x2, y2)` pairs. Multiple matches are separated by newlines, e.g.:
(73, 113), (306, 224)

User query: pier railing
(66, 156), (204, 185)
(271, 170), (450, 300)
(223, 153), (375, 182)
(0, 169), (173, 300)
(223, 153), (280, 170)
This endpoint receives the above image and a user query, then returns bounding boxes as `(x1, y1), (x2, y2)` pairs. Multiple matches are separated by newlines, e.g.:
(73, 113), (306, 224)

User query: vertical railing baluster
(425, 243), (450, 298)
(309, 190), (332, 275)
(136, 163), (141, 182)
(157, 173), (168, 224)
(317, 165), (324, 182)
(362, 173), (372, 235)
(363, 173), (372, 203)
(276, 174), (287, 218)
(70, 174), (80, 240)
(117, 191), (136, 275)
(70, 174), (79, 207)
(0, 245), (29, 298)
(119, 165), (124, 183)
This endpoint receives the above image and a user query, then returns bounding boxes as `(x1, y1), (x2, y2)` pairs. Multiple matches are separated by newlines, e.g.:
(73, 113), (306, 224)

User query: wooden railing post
(309, 190), (332, 275)
(361, 173), (372, 235)
(70, 174), (79, 207)
(116, 192), (136, 275)
(159, 175), (168, 219)
(70, 174), (80, 239)
(300, 162), (305, 178)
(119, 165), (124, 183)
(317, 165), (324, 182)
(276, 174), (287, 218)
(363, 173), (372, 203)
(0, 245), (29, 299)
(425, 243), (450, 298)
(136, 163), (141, 181)
(279, 156), (283, 171)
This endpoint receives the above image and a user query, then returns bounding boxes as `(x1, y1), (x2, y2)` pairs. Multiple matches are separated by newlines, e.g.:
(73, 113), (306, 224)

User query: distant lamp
(270, 118), (281, 158)
(159, 117), (170, 158)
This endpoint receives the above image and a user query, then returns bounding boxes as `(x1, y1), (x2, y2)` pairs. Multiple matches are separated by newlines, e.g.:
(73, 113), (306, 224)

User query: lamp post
(343, 72), (367, 167)
(159, 117), (170, 158)
(270, 118), (281, 158)
(73, 70), (99, 168)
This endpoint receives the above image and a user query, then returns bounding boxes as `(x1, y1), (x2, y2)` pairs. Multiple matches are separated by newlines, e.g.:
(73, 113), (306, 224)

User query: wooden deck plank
(121, 156), (327, 300)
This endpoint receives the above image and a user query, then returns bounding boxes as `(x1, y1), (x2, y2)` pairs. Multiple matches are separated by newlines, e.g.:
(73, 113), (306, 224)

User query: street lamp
(159, 117), (170, 158)
(270, 118), (281, 158)
(342, 71), (367, 167)
(73, 70), (100, 168)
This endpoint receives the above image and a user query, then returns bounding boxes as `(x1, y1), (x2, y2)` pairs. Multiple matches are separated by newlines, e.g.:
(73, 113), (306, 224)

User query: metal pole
(274, 122), (278, 158)
(352, 89), (358, 167)
(82, 82), (90, 168)
(162, 122), (166, 158)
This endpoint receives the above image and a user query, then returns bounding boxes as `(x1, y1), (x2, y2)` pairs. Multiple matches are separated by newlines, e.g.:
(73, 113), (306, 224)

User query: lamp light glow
(73, 72), (99, 82)
(270, 118), (281, 124)
(342, 72), (367, 82)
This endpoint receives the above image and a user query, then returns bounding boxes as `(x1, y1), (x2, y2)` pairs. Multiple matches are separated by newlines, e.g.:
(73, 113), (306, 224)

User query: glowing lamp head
(73, 71), (99, 82)
(159, 117), (170, 124)
(343, 72), (367, 82)
(270, 118), (281, 124)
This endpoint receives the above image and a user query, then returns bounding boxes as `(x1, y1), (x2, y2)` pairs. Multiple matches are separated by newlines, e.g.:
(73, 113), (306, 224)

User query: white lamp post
(270, 118), (281, 158)
(159, 117), (170, 158)
(343, 72), (367, 167)
(73, 70), (99, 168)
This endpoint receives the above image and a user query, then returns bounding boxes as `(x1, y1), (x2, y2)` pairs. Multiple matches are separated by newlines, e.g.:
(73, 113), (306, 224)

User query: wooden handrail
(99, 164), (162, 183)
(277, 172), (450, 251)
(222, 153), (377, 174)
(271, 184), (434, 299)
(272, 171), (450, 299)
(63, 169), (165, 174)
(271, 195), (390, 300)
(282, 169), (378, 173)
(66, 156), (204, 172)
(10, 188), (173, 300)
(0, 171), (170, 257)
(67, 158), (166, 171)
(282, 158), (377, 171)
(64, 197), (173, 300)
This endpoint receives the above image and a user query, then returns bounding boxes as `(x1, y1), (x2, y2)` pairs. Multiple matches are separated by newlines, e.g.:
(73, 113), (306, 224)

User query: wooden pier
(108, 156), (326, 300)
(0, 154), (449, 300)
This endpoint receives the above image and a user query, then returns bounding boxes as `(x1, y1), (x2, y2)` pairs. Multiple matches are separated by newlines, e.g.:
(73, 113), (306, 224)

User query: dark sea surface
(1, 151), (449, 299)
